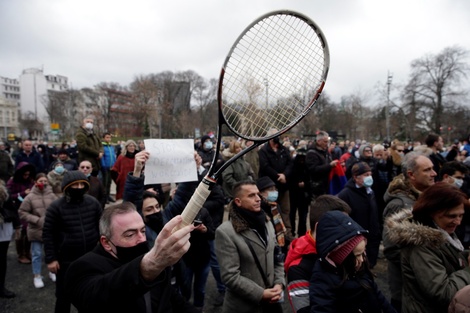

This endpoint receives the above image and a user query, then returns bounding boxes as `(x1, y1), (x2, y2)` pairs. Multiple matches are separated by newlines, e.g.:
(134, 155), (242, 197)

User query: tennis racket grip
(172, 176), (214, 233)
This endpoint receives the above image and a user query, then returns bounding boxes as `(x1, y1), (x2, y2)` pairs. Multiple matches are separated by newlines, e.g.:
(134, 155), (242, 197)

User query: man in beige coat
(215, 180), (285, 313)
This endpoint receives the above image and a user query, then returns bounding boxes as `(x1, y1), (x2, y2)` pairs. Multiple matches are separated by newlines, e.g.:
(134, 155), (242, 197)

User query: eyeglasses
(397, 149), (404, 152)
(80, 166), (91, 169)
(363, 149), (372, 152)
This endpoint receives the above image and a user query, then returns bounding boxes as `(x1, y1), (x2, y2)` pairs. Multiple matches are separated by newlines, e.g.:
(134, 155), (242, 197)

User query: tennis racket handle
(172, 177), (213, 233)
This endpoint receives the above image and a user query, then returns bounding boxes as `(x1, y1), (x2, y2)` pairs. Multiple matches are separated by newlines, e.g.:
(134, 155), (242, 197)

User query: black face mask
(66, 187), (87, 200)
(110, 240), (149, 264)
(145, 212), (164, 234)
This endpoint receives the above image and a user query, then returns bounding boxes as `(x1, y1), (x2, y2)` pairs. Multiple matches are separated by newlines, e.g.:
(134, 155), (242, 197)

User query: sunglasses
(397, 149), (404, 152)
(80, 166), (91, 169)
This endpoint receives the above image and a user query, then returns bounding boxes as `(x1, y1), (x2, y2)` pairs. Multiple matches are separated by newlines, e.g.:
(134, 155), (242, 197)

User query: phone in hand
(193, 219), (202, 227)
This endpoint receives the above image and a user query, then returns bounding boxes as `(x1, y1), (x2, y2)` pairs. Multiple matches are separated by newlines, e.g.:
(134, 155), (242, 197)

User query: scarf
(235, 205), (267, 243)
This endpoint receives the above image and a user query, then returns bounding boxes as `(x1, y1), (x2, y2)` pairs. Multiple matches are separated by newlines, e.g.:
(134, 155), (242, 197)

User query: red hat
(328, 235), (366, 265)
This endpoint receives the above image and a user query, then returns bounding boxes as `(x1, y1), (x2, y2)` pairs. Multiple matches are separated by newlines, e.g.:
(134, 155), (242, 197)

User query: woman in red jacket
(111, 140), (137, 200)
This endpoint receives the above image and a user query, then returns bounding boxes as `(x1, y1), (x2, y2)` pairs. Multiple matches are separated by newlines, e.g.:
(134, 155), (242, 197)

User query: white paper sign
(143, 139), (197, 184)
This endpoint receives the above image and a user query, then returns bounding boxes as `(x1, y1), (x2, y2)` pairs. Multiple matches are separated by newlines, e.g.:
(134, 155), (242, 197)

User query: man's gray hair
(316, 131), (329, 141)
(100, 201), (137, 238)
(401, 152), (426, 178)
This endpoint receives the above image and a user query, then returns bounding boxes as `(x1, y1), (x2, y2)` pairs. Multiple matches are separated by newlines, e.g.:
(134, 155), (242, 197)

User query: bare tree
(404, 46), (469, 134)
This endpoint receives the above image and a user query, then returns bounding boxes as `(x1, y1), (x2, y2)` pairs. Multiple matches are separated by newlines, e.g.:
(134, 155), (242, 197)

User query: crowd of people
(1, 121), (470, 313)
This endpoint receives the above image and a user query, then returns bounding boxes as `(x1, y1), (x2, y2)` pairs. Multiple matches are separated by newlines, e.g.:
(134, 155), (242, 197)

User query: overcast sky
(1, 0), (469, 104)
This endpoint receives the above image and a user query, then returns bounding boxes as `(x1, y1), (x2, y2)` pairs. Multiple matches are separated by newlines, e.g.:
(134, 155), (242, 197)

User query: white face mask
(85, 122), (93, 130)
(363, 176), (374, 187)
(453, 178), (464, 189)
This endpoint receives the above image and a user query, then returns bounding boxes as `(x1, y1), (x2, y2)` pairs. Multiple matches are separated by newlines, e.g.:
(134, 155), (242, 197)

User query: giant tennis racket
(177, 10), (329, 230)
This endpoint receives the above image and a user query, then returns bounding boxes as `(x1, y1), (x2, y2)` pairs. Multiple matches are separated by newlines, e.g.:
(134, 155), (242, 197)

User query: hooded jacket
(381, 173), (420, 304)
(42, 171), (102, 264)
(386, 210), (470, 313)
(310, 211), (395, 313)
(284, 231), (318, 313)
(18, 185), (57, 241)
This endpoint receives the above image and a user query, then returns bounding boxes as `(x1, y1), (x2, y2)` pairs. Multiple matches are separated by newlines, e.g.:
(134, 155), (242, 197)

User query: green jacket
(387, 210), (470, 313)
(76, 127), (103, 172)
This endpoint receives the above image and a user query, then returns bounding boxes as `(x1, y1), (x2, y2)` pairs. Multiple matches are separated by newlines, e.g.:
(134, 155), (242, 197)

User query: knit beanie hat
(256, 176), (276, 191)
(328, 234), (366, 265)
(351, 162), (371, 177)
(61, 170), (90, 193)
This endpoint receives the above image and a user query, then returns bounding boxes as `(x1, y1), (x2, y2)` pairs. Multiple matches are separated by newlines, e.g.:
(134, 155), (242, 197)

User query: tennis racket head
(218, 10), (329, 141)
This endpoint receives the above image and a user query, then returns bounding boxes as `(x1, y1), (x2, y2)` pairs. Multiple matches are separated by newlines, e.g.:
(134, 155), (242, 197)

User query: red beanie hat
(328, 235), (366, 265)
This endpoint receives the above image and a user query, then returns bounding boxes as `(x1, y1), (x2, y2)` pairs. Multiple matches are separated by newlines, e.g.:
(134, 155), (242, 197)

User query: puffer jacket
(284, 231), (318, 313)
(310, 211), (395, 313)
(42, 171), (102, 264)
(18, 185), (57, 241)
(386, 210), (470, 313)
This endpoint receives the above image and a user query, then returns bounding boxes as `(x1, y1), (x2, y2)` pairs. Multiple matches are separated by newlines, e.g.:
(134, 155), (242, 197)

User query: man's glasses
(80, 166), (91, 169)
(363, 149), (372, 153)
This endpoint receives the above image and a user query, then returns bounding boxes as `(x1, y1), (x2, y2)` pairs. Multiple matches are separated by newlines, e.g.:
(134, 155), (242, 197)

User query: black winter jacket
(65, 244), (198, 313)
(43, 194), (102, 264)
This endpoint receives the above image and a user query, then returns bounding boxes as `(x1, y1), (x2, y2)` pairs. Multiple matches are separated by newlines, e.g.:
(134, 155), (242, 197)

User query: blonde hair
(228, 140), (241, 154)
(122, 140), (137, 156)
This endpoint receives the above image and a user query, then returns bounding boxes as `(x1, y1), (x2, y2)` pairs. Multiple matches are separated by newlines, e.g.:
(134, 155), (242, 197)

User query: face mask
(145, 212), (164, 234)
(453, 178), (464, 189)
(363, 176), (374, 188)
(54, 166), (64, 174)
(36, 183), (45, 190)
(266, 190), (278, 202)
(66, 187), (87, 200)
(110, 240), (149, 264)
(85, 122), (93, 130)
(204, 141), (213, 150)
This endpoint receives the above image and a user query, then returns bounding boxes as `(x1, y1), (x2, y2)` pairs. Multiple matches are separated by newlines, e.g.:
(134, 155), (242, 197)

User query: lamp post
(386, 72), (393, 142)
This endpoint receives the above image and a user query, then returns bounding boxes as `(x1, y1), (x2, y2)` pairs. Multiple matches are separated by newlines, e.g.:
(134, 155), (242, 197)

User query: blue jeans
(30, 241), (43, 276)
(209, 240), (225, 293)
(183, 263), (210, 308)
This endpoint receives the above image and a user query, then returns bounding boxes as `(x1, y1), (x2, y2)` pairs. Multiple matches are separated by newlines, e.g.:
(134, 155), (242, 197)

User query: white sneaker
(49, 272), (56, 282)
(34, 276), (44, 289)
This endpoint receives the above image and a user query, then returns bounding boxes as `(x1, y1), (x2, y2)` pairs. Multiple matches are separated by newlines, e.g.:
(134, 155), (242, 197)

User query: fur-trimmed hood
(412, 145), (434, 157)
(384, 174), (421, 204)
(227, 201), (270, 233)
(385, 209), (445, 248)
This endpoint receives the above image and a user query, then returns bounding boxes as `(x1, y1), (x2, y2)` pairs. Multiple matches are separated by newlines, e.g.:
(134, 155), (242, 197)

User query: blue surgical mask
(453, 178), (464, 189)
(266, 190), (278, 202)
(363, 176), (373, 187)
(204, 141), (213, 150)
(54, 166), (64, 174)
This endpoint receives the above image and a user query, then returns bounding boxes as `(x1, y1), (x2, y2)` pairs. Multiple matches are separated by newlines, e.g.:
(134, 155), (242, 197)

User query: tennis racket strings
(221, 12), (328, 139)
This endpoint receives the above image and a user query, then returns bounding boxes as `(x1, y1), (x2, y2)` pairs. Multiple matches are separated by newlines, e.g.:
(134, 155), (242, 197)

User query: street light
(386, 72), (393, 142)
